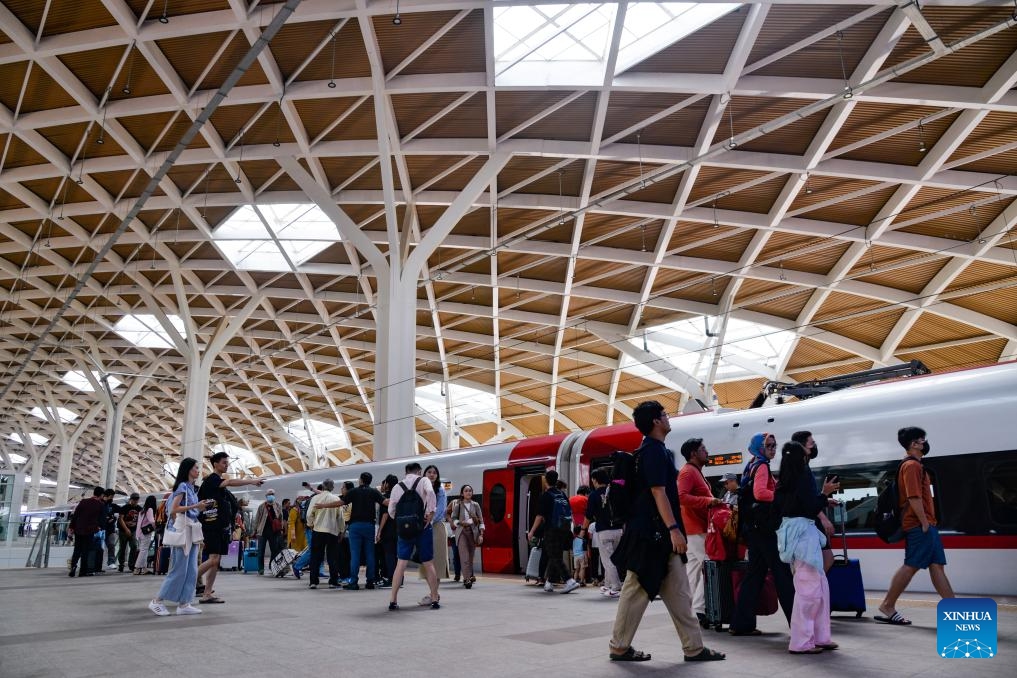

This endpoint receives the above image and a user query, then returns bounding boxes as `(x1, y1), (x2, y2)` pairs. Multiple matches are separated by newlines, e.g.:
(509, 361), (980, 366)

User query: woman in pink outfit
(775, 441), (841, 654)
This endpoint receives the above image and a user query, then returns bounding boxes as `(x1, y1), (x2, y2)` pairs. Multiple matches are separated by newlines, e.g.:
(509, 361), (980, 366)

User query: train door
(481, 469), (514, 574)
(517, 470), (546, 572)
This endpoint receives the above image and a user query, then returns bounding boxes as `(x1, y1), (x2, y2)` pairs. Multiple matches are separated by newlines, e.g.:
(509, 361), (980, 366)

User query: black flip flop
(610, 647), (651, 662)
(874, 612), (912, 626)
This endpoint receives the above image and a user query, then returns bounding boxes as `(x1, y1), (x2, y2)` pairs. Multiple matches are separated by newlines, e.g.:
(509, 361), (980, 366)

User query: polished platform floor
(1, 567), (1014, 678)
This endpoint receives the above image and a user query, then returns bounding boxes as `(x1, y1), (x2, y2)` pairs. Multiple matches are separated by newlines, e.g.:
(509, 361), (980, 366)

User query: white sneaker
(176, 604), (202, 615)
(600, 585), (610, 594)
(561, 579), (581, 594)
(148, 600), (169, 616)
(607, 589), (621, 598)
(418, 595), (432, 606)
(543, 582), (554, 593)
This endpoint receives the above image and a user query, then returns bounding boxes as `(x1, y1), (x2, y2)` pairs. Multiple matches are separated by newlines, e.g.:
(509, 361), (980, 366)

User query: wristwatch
(667, 523), (681, 532)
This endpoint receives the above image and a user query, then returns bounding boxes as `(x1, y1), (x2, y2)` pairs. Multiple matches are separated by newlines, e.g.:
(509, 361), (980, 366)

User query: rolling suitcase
(525, 544), (542, 581)
(731, 562), (779, 616)
(243, 539), (260, 573)
(703, 559), (737, 631)
(270, 548), (298, 577)
(156, 545), (171, 575)
(220, 540), (240, 570)
(827, 507), (866, 617)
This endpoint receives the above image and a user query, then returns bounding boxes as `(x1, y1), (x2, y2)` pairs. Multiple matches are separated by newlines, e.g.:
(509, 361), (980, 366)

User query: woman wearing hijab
(729, 433), (796, 636)
(418, 464), (450, 580)
(148, 458), (211, 616)
(775, 441), (841, 654)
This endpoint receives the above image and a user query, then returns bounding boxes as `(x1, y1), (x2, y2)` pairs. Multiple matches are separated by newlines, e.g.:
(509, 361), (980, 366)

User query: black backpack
(548, 489), (573, 530)
(874, 458), (924, 543)
(737, 461), (780, 535)
(605, 447), (643, 525)
(395, 478), (426, 540)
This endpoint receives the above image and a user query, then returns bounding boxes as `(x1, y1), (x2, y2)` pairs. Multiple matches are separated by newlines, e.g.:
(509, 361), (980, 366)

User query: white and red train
(238, 360), (1017, 596)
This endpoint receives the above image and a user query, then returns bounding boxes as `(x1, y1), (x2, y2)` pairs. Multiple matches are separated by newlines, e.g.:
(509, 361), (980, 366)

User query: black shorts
(202, 525), (230, 555)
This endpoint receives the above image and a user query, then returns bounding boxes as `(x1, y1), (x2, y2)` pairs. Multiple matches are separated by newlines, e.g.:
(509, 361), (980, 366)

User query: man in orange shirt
(876, 426), (955, 626)
(678, 438), (723, 626)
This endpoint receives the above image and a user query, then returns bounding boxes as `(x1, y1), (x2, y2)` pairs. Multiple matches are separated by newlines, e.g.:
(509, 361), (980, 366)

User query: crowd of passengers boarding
(63, 401), (952, 659)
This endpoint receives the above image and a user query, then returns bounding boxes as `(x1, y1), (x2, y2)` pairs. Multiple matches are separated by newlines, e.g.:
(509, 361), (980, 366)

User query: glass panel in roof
(627, 316), (794, 384)
(285, 418), (350, 452)
(113, 314), (185, 350)
(211, 443), (261, 472)
(29, 406), (78, 424)
(8, 453), (27, 464)
(7, 432), (50, 446)
(214, 204), (341, 273)
(493, 2), (740, 85)
(416, 382), (498, 428)
(62, 370), (123, 393)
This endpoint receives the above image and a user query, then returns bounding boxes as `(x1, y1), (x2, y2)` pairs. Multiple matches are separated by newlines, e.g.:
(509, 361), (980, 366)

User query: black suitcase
(703, 559), (737, 631)
(826, 507), (866, 617)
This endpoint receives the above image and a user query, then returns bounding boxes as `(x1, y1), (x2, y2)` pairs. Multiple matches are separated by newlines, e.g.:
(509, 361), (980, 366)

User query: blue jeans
(157, 546), (199, 605)
(294, 528), (313, 571)
(347, 522), (376, 584)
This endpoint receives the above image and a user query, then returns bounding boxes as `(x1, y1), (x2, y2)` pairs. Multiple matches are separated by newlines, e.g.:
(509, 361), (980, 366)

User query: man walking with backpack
(581, 469), (624, 597)
(526, 470), (580, 593)
(876, 426), (955, 626)
(607, 401), (725, 663)
(387, 462), (441, 611)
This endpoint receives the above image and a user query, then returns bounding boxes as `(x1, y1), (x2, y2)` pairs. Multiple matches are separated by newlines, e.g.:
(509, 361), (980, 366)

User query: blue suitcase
(243, 538), (260, 574)
(827, 511), (866, 617)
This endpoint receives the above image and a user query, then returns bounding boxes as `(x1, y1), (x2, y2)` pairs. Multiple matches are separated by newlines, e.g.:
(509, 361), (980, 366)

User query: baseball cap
(720, 472), (739, 482)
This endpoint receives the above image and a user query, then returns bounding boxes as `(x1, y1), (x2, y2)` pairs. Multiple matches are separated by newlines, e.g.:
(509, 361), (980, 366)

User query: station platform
(0, 567), (1013, 678)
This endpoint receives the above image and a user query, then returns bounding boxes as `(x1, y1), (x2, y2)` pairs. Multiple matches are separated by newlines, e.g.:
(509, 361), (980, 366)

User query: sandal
(789, 648), (823, 654)
(388, 602), (399, 611)
(874, 612), (912, 626)
(816, 642), (839, 650)
(199, 596), (225, 604)
(685, 648), (726, 662)
(609, 647), (651, 662)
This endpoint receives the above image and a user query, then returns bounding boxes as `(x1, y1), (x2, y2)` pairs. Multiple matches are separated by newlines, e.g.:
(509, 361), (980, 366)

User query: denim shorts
(903, 525), (947, 569)
(397, 524), (434, 562)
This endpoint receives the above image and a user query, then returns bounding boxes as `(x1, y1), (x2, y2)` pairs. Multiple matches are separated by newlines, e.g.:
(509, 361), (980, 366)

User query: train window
(987, 463), (1017, 526)
(489, 484), (506, 523)
(818, 463), (895, 533)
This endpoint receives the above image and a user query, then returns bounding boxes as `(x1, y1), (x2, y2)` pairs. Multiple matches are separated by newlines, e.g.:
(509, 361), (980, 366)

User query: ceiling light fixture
(158, 0), (170, 23)
(558, 170), (566, 225)
(836, 31), (852, 99)
(636, 132), (646, 189)
(803, 172), (813, 195)
(273, 97), (283, 147)
(327, 31), (338, 88)
(121, 43), (136, 95)
(725, 94), (737, 149)
(393, 0), (402, 25)
(712, 200), (719, 228)
(917, 120), (927, 153)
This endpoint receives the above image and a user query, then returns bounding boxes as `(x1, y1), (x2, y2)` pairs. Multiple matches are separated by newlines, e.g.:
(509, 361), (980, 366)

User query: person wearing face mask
(729, 432), (795, 637)
(876, 427), (954, 626)
(791, 431), (837, 572)
(254, 490), (285, 575)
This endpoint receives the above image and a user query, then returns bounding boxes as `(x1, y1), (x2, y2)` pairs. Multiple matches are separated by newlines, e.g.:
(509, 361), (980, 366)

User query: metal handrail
(25, 519), (52, 568)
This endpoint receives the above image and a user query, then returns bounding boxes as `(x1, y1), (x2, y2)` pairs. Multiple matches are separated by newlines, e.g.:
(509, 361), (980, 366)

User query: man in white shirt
(387, 462), (440, 611)
(304, 479), (344, 590)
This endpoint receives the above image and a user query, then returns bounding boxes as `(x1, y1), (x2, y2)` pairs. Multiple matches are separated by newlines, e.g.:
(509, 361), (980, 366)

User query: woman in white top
(449, 484), (485, 589)
(133, 495), (157, 575)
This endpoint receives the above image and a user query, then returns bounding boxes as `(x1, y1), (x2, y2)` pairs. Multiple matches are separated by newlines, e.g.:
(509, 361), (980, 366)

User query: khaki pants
(609, 552), (704, 657)
(685, 532), (706, 614)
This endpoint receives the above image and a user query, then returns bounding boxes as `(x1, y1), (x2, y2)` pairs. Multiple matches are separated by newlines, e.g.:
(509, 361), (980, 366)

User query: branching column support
(85, 364), (159, 491)
(43, 398), (102, 505)
(154, 278), (266, 464)
(280, 153), (509, 460)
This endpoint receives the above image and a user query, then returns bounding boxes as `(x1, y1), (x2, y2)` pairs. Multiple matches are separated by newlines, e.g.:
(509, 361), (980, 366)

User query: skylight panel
(493, 2), (741, 86)
(8, 453), (27, 464)
(211, 443), (261, 472)
(8, 432), (50, 446)
(29, 406), (79, 424)
(62, 370), (123, 393)
(214, 204), (341, 273)
(113, 314), (185, 350)
(416, 382), (499, 428)
(285, 418), (350, 452)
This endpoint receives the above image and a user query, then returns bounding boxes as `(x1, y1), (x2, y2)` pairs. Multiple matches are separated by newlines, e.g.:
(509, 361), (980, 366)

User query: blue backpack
(549, 489), (573, 530)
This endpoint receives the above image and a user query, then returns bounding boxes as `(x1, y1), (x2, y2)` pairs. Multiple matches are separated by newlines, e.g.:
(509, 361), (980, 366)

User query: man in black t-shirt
(196, 452), (264, 603)
(116, 493), (142, 572)
(582, 469), (625, 596)
(526, 470), (580, 594)
(102, 488), (119, 568)
(342, 472), (387, 589)
(607, 401), (725, 664)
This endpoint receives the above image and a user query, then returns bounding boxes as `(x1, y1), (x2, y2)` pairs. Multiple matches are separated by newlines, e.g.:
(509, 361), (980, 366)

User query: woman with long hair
(776, 441), (841, 654)
(449, 484), (485, 588)
(418, 464), (450, 580)
(148, 458), (211, 616)
(134, 495), (158, 575)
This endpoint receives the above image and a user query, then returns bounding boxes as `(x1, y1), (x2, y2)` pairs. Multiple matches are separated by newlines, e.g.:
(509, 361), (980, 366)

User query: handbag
(188, 518), (204, 543)
(141, 524), (155, 536)
(163, 516), (186, 547)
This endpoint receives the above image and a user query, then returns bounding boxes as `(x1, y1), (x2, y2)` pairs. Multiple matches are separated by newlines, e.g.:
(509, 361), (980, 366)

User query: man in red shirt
(678, 438), (723, 626)
(877, 426), (955, 626)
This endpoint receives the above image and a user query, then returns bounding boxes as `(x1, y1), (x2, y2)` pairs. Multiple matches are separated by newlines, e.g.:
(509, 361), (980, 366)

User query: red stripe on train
(843, 535), (1017, 550)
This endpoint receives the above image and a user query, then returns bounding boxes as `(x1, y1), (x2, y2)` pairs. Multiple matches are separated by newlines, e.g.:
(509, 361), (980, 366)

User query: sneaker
(365, 582), (376, 590)
(561, 579), (581, 594)
(343, 582), (360, 591)
(308, 583), (318, 590)
(418, 595), (433, 606)
(600, 585), (610, 594)
(377, 579), (392, 589)
(543, 582), (554, 593)
(292, 567), (302, 579)
(68, 569), (76, 578)
(148, 600), (170, 617)
(607, 589), (621, 598)
(388, 602), (400, 611)
(328, 583), (340, 589)
(176, 604), (202, 615)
